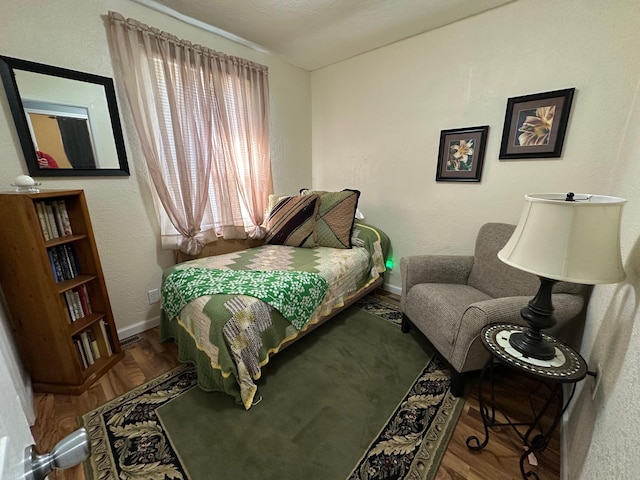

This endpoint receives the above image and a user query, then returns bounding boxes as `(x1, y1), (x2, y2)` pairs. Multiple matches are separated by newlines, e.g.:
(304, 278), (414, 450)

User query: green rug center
(156, 306), (432, 479)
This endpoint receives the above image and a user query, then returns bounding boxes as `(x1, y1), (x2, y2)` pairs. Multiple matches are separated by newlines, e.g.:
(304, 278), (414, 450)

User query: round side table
(466, 323), (588, 480)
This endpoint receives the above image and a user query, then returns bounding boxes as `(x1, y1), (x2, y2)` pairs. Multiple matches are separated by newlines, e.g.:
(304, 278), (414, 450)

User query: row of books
(48, 244), (80, 282)
(35, 199), (73, 241)
(73, 321), (114, 369)
(64, 285), (93, 322)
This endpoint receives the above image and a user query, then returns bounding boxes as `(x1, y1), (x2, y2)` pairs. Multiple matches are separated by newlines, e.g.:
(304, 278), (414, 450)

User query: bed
(159, 218), (390, 409)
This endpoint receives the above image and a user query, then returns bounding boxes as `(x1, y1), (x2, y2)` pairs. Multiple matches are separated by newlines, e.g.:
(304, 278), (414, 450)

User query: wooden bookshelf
(0, 189), (123, 394)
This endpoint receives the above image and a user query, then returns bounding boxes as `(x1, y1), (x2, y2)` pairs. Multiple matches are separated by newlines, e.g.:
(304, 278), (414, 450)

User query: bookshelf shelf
(45, 233), (88, 248)
(68, 313), (106, 336)
(0, 189), (123, 394)
(55, 274), (98, 293)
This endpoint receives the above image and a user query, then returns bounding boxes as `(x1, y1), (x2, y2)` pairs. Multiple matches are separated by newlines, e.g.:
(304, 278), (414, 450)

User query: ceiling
(133, 0), (515, 71)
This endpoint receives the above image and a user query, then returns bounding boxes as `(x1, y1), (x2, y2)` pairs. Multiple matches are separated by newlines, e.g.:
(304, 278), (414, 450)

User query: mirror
(0, 55), (129, 177)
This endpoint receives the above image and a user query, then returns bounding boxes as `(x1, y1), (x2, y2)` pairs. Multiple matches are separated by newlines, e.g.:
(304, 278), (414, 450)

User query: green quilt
(162, 267), (328, 330)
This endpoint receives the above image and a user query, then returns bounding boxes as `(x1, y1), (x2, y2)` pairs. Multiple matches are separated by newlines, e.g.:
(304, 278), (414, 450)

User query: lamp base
(509, 329), (556, 360)
(509, 276), (558, 360)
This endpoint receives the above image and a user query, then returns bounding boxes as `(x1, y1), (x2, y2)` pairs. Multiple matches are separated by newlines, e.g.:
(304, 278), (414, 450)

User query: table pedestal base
(466, 358), (576, 480)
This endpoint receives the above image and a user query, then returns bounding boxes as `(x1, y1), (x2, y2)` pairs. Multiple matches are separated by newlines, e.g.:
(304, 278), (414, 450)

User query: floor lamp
(497, 193), (626, 360)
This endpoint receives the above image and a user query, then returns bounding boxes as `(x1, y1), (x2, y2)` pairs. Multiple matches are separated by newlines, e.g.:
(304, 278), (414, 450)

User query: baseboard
(117, 315), (160, 343)
(382, 282), (401, 295)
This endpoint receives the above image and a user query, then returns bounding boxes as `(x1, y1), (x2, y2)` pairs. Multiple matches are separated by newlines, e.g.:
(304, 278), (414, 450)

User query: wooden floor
(31, 306), (561, 480)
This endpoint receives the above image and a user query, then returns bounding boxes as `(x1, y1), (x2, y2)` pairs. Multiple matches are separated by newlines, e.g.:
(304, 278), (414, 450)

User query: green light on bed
(385, 259), (393, 269)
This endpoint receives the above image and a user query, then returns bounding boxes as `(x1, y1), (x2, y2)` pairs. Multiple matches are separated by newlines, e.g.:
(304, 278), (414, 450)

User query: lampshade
(498, 193), (626, 285)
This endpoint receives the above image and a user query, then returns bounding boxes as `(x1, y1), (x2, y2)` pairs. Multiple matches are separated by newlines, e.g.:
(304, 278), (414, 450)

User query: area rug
(81, 296), (464, 480)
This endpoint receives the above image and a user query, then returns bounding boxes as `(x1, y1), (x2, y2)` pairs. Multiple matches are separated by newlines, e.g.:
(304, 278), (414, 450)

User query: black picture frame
(0, 55), (130, 177)
(499, 88), (575, 160)
(436, 125), (489, 182)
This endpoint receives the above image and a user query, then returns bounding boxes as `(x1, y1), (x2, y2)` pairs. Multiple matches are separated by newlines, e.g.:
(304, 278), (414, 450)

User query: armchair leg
(450, 371), (468, 397)
(401, 314), (413, 333)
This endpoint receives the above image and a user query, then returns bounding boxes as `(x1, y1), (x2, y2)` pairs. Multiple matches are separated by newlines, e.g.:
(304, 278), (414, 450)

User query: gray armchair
(400, 222), (590, 396)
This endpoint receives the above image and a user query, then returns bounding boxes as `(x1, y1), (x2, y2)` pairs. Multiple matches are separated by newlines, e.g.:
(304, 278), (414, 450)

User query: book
(56, 244), (80, 277)
(99, 320), (113, 356)
(76, 286), (90, 315)
(81, 285), (93, 313)
(51, 201), (66, 237)
(88, 330), (101, 360)
(62, 245), (77, 278)
(70, 245), (80, 275)
(54, 246), (72, 280)
(74, 339), (88, 369)
(57, 200), (73, 236)
(72, 290), (85, 319)
(44, 204), (60, 238)
(49, 248), (64, 282)
(47, 250), (60, 282)
(64, 291), (77, 322)
(80, 331), (95, 365)
(72, 290), (83, 319)
(35, 202), (50, 241)
(52, 245), (79, 280)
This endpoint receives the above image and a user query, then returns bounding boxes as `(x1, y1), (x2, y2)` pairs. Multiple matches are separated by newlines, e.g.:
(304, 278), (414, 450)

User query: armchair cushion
(403, 283), (491, 354)
(400, 255), (474, 312)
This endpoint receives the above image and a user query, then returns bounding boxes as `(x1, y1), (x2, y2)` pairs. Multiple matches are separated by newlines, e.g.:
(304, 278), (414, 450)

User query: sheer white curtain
(107, 11), (272, 254)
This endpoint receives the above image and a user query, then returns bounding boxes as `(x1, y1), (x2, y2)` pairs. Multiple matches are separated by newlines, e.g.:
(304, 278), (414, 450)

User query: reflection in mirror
(24, 100), (97, 169)
(0, 56), (129, 177)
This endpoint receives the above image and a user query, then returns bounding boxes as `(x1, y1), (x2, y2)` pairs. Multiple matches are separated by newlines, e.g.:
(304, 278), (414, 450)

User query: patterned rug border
(354, 294), (403, 326)
(81, 364), (197, 480)
(348, 356), (464, 480)
(81, 297), (464, 480)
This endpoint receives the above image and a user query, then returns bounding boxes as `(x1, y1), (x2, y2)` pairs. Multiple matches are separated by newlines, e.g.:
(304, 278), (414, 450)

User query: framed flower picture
(499, 88), (575, 159)
(436, 125), (489, 182)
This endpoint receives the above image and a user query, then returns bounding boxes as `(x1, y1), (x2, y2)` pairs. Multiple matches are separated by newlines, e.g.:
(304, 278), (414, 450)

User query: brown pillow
(264, 194), (320, 247)
(300, 189), (360, 248)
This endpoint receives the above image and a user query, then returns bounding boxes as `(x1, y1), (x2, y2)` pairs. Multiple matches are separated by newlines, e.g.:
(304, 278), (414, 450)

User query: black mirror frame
(0, 55), (130, 177)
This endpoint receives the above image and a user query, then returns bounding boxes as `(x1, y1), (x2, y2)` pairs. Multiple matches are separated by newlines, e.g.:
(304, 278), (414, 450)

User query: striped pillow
(264, 194), (320, 247)
(300, 189), (360, 249)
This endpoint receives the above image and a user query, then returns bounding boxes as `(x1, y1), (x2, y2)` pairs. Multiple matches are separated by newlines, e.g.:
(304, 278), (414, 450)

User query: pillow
(300, 189), (360, 248)
(265, 193), (285, 218)
(264, 194), (320, 247)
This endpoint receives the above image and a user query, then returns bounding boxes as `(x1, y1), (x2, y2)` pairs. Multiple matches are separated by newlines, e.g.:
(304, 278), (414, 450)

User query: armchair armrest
(461, 293), (584, 342)
(449, 293), (585, 372)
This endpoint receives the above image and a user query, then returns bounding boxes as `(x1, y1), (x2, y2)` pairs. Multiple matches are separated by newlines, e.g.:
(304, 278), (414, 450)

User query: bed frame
(277, 276), (383, 352)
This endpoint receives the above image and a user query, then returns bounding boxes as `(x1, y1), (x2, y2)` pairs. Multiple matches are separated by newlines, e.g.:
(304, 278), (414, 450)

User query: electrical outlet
(147, 288), (161, 304)
(591, 362), (603, 400)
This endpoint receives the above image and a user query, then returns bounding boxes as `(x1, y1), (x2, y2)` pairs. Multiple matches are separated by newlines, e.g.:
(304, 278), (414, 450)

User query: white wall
(311, 0), (637, 290)
(564, 46), (640, 480)
(311, 0), (640, 477)
(0, 0), (312, 339)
